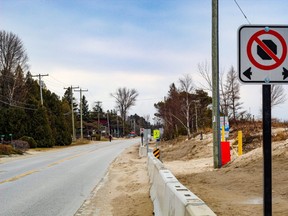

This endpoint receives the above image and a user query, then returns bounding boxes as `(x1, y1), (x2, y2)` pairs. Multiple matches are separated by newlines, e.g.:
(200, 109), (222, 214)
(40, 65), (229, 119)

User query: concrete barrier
(147, 152), (216, 216)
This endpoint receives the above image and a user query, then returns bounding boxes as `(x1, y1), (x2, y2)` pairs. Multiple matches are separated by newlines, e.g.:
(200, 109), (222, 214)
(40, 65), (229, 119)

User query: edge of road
(74, 142), (153, 216)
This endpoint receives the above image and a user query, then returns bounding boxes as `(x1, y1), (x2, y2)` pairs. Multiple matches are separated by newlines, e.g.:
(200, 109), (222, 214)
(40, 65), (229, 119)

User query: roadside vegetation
(1, 30), (287, 157)
(0, 30), (150, 155)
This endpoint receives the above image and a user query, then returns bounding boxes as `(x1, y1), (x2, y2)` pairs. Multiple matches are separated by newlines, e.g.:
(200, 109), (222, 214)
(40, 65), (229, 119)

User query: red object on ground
(221, 141), (231, 165)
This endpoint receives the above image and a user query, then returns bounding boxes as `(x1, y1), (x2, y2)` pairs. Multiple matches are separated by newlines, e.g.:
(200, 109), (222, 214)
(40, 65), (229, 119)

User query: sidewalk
(75, 143), (153, 216)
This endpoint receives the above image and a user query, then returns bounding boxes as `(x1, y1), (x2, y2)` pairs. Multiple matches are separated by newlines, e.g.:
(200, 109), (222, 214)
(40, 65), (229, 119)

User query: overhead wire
(0, 95), (37, 108)
(0, 99), (37, 111)
(233, 0), (251, 24)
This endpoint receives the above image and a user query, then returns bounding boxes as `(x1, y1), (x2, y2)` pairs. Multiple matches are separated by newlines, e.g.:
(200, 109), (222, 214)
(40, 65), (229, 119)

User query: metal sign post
(263, 85), (272, 216)
(238, 25), (287, 216)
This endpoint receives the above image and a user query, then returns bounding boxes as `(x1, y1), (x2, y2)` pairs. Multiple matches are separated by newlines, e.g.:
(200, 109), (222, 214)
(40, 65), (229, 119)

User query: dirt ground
(159, 132), (288, 216)
(75, 144), (153, 216)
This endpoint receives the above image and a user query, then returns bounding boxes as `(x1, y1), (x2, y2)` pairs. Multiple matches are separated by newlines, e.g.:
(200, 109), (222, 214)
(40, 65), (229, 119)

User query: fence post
(238, 131), (243, 156)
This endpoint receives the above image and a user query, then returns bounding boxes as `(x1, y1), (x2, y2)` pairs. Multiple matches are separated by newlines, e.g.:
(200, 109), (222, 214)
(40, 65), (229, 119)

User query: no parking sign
(238, 25), (284, 215)
(238, 25), (288, 83)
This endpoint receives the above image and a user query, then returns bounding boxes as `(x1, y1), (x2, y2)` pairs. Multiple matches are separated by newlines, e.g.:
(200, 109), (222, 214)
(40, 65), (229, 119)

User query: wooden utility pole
(32, 74), (49, 106)
(75, 88), (88, 139)
(95, 101), (102, 133)
(64, 86), (79, 141)
(107, 110), (110, 135)
(212, 0), (221, 168)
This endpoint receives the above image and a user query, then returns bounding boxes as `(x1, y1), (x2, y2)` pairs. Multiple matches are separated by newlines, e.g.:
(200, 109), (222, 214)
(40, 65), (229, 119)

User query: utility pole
(95, 101), (102, 134)
(64, 86), (79, 141)
(32, 74), (49, 106)
(116, 113), (119, 137)
(107, 110), (110, 135)
(75, 88), (88, 139)
(195, 101), (199, 133)
(212, 0), (221, 168)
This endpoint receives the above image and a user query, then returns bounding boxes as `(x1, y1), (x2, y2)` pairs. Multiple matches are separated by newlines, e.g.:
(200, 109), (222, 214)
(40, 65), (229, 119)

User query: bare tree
(271, 85), (287, 108)
(110, 87), (139, 135)
(179, 74), (194, 138)
(143, 114), (150, 125)
(225, 66), (242, 121)
(0, 30), (28, 105)
(197, 60), (212, 92)
(219, 70), (229, 116)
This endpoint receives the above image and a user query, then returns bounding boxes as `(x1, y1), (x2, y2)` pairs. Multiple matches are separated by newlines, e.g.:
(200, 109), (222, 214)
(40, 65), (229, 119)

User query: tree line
(63, 86), (149, 139)
(154, 74), (212, 140)
(0, 30), (147, 148)
(154, 59), (287, 140)
(0, 30), (71, 147)
(2, 29), (285, 146)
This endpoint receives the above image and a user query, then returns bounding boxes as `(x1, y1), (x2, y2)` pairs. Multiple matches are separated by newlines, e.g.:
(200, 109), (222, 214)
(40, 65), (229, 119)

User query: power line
(0, 95), (36, 108)
(0, 99), (37, 111)
(49, 75), (69, 86)
(234, 0), (251, 24)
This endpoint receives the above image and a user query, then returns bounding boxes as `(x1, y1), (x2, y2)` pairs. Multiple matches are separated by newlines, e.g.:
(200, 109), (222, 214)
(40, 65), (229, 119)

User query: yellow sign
(153, 130), (160, 139)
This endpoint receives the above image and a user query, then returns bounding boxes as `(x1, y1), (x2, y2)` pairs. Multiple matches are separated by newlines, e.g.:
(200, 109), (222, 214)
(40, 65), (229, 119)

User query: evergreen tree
(44, 89), (72, 146)
(63, 87), (78, 112)
(82, 95), (90, 121)
(32, 107), (55, 147)
(24, 76), (56, 147)
(0, 108), (27, 139)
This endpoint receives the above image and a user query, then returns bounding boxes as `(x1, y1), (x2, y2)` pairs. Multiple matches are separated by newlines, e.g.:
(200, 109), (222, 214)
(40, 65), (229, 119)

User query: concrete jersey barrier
(147, 152), (217, 216)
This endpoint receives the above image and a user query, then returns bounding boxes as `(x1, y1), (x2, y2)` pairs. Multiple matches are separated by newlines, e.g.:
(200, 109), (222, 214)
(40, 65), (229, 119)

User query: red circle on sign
(247, 29), (287, 70)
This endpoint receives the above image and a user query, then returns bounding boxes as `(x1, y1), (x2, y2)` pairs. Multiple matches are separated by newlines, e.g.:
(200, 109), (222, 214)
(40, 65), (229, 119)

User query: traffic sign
(153, 129), (160, 139)
(238, 25), (288, 84)
(153, 148), (160, 159)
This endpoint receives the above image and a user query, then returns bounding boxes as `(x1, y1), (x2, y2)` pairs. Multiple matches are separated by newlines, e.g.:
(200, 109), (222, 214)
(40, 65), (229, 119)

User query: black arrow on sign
(282, 67), (288, 80)
(243, 67), (252, 80)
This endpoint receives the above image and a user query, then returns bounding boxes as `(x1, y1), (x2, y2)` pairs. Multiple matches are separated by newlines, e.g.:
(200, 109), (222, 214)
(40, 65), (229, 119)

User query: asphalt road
(0, 139), (139, 216)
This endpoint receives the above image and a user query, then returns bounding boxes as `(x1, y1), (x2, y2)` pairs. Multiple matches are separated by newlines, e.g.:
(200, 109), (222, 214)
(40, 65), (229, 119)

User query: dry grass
(71, 139), (91, 146)
(0, 144), (23, 155)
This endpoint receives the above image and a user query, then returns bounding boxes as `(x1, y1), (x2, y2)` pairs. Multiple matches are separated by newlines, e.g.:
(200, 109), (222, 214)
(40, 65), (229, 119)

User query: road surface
(0, 139), (138, 216)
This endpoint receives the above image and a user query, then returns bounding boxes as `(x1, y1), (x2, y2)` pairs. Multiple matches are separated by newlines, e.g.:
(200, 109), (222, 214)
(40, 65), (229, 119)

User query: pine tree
(82, 95), (90, 122)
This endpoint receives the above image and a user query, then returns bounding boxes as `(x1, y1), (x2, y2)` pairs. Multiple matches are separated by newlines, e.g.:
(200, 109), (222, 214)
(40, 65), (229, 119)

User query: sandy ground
(160, 133), (288, 216)
(75, 144), (153, 216)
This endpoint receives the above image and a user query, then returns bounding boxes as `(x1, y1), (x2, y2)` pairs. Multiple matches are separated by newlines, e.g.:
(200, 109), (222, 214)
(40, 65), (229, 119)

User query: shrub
(11, 140), (29, 152)
(20, 136), (37, 148)
(91, 134), (101, 141)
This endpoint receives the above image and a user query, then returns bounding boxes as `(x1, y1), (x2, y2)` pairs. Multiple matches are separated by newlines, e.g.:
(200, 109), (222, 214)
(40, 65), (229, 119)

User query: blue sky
(2, 0), (288, 121)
